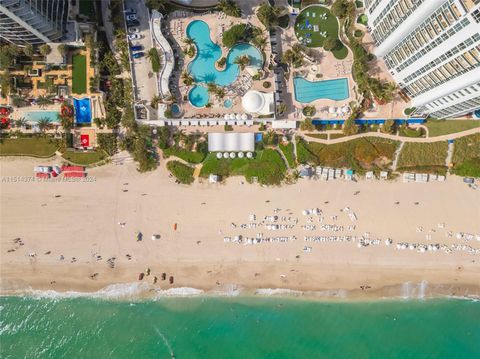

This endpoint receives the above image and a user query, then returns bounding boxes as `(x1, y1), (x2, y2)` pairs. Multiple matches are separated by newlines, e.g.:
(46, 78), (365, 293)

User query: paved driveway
(124, 0), (158, 109)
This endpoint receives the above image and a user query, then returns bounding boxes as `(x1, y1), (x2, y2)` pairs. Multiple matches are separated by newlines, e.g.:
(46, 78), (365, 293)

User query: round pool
(188, 86), (209, 108)
(224, 99), (233, 108)
(171, 103), (181, 117)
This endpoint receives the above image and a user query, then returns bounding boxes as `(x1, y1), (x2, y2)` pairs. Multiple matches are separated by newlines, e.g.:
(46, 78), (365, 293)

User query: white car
(126, 14), (137, 21)
(128, 27), (139, 34)
(128, 34), (142, 40)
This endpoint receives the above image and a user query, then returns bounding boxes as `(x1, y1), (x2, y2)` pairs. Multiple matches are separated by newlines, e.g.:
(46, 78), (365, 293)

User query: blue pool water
(188, 86), (209, 108)
(186, 20), (263, 107)
(24, 110), (60, 123)
(294, 77), (349, 103)
(474, 109), (480, 119)
(224, 99), (233, 108)
(171, 103), (181, 116)
(73, 98), (91, 124)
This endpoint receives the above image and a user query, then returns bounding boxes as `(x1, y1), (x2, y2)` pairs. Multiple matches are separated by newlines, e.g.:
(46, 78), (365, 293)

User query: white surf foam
(154, 287), (204, 297)
(254, 288), (303, 296)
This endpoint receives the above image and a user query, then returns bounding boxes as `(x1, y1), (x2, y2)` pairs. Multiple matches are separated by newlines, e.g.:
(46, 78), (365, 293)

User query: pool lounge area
(294, 77), (349, 103)
(186, 20), (263, 108)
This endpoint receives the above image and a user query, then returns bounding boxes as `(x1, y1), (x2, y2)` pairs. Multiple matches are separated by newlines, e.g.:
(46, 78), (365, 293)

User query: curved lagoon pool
(186, 20), (263, 107)
(294, 77), (349, 103)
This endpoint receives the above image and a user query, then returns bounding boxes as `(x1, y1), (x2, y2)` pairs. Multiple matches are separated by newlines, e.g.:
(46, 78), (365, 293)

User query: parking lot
(124, 0), (158, 117)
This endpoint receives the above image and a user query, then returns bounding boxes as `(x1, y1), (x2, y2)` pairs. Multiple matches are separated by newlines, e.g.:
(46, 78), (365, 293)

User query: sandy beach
(1, 155), (479, 299)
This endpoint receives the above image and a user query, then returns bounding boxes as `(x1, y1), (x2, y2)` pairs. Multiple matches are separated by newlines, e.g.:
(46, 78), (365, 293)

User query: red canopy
(80, 134), (89, 147)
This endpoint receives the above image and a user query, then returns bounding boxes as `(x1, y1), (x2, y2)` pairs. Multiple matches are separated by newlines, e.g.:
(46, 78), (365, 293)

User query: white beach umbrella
(238, 152), (245, 158)
(229, 113), (236, 120)
(246, 152), (253, 158)
(224, 114), (230, 120)
(216, 152), (223, 159)
(223, 152), (229, 158)
(241, 113), (248, 120)
(328, 106), (336, 114)
(235, 113), (242, 120)
(229, 152), (236, 158)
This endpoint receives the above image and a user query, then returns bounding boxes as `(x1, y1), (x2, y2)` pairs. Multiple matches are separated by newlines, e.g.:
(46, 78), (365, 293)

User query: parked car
(127, 20), (140, 27)
(128, 34), (142, 40)
(126, 14), (137, 21)
(130, 45), (143, 52)
(128, 27), (139, 34)
(463, 177), (475, 184)
(132, 52), (144, 59)
(124, 8), (136, 14)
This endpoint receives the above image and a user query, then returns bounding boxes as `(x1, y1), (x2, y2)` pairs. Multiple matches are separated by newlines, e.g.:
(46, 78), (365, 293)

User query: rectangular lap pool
(294, 77), (349, 103)
(24, 110), (60, 123)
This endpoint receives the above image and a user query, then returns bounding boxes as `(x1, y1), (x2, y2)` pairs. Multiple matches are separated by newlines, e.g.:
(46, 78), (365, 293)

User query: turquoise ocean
(1, 296), (479, 358)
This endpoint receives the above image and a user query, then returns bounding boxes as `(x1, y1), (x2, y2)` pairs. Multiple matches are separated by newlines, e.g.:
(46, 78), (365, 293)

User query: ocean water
(1, 296), (479, 358)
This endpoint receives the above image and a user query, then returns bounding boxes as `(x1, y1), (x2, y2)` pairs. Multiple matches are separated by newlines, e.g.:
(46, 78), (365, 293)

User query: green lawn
(0, 137), (58, 157)
(297, 137), (399, 172)
(399, 126), (425, 138)
(163, 147), (206, 164)
(167, 160), (195, 184)
(72, 54), (87, 94)
(452, 133), (480, 178)
(294, 6), (348, 60)
(279, 143), (295, 167)
(330, 133), (346, 139)
(425, 120), (480, 137)
(62, 150), (106, 165)
(397, 142), (448, 174)
(200, 149), (287, 185)
(306, 133), (328, 140)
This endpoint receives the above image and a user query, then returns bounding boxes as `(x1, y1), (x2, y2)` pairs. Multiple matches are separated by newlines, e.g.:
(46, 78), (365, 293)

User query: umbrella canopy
(229, 113), (236, 120)
(246, 152), (253, 158)
(216, 152), (223, 159)
(329, 106), (336, 114)
(223, 152), (229, 158)
(229, 152), (236, 158)
(235, 113), (242, 120)
(241, 113), (248, 120)
(238, 152), (245, 158)
(224, 114), (230, 120)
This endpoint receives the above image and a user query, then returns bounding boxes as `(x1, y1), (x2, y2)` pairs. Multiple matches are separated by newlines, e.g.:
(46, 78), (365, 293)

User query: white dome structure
(242, 90), (266, 114)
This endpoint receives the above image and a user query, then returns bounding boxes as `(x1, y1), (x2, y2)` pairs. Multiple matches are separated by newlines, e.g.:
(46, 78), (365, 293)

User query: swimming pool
(186, 20), (263, 107)
(294, 77), (349, 103)
(24, 110), (60, 123)
(73, 98), (91, 124)
(188, 86), (209, 108)
(171, 103), (181, 116)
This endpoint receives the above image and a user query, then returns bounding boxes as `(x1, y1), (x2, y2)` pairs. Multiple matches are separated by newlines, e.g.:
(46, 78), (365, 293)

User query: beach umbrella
(238, 152), (245, 158)
(229, 152), (236, 158)
(328, 106), (336, 114)
(229, 113), (236, 120)
(216, 152), (223, 159)
(223, 152), (229, 158)
(235, 113), (242, 120)
(246, 152), (253, 158)
(241, 113), (248, 120)
(224, 114), (230, 120)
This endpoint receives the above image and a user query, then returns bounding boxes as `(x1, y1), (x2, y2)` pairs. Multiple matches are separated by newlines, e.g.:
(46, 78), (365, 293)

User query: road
(124, 0), (158, 109)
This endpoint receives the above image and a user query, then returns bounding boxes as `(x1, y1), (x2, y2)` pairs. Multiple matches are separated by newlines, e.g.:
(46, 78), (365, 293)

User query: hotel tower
(365, 0), (480, 118)
(0, 0), (68, 45)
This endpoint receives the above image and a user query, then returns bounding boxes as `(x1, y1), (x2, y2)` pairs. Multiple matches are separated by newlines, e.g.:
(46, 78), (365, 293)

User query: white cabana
(208, 133), (255, 152)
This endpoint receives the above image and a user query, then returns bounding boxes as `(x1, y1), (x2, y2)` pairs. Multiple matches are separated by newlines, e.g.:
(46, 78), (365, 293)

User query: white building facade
(365, 0), (480, 118)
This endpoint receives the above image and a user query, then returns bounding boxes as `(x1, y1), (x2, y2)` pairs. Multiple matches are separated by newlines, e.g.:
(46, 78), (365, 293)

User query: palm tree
(217, 0), (241, 17)
(215, 87), (226, 100)
(253, 35), (268, 50)
(256, 4), (282, 29)
(207, 82), (218, 94)
(39, 44), (51, 57)
(234, 55), (250, 70)
(183, 38), (195, 46)
(57, 44), (68, 57)
(15, 117), (28, 128)
(150, 95), (161, 109)
(181, 71), (194, 86)
(36, 95), (52, 109)
(23, 44), (34, 57)
(37, 117), (52, 133)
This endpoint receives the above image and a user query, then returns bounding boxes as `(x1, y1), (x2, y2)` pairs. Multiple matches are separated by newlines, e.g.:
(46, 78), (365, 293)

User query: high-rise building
(365, 0), (480, 118)
(0, 0), (69, 45)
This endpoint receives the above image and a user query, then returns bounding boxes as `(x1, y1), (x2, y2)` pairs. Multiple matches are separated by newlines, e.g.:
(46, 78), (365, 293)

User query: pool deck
(166, 10), (275, 119)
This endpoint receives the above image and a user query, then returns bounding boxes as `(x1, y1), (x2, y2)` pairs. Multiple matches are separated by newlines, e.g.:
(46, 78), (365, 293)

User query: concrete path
(299, 127), (480, 145)
(446, 141), (455, 167)
(391, 141), (404, 171)
(292, 133), (298, 165)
